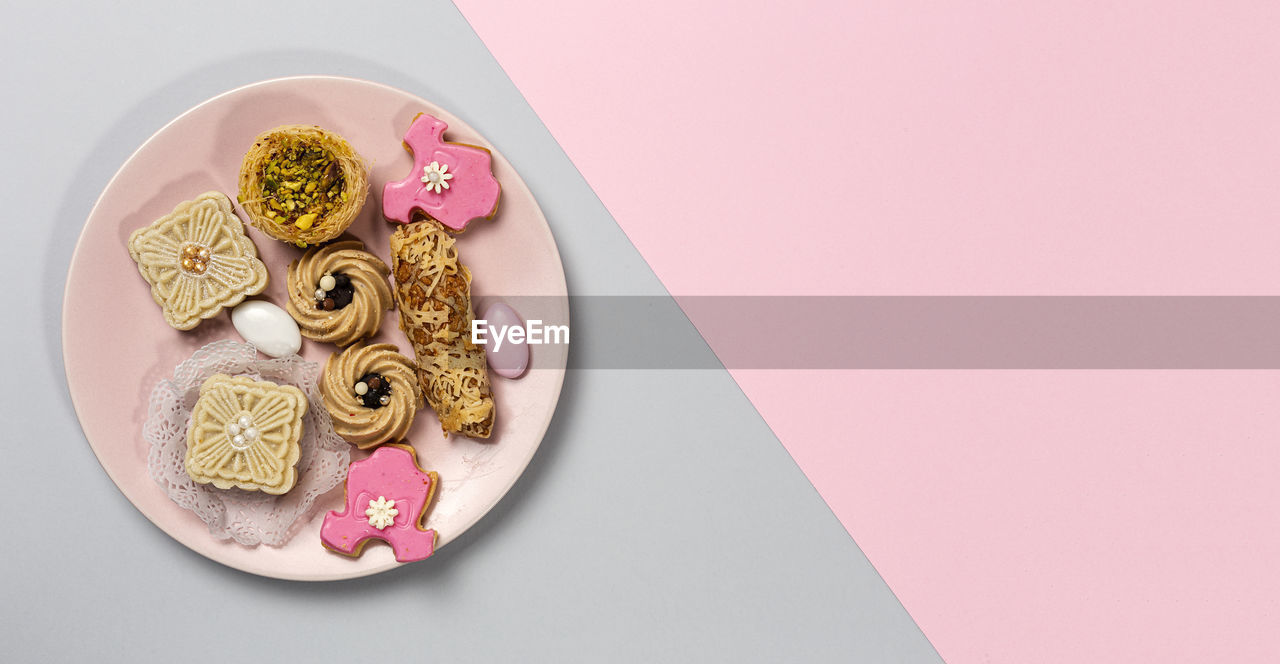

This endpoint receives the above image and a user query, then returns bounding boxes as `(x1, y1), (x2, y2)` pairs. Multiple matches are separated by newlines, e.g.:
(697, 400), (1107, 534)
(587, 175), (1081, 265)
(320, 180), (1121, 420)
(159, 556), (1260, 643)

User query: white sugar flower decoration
(365, 496), (399, 530)
(420, 161), (453, 194)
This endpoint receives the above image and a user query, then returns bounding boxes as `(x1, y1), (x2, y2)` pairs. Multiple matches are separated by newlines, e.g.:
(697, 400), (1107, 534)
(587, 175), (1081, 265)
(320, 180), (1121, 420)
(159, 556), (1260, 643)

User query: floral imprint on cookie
(185, 373), (308, 495)
(320, 444), (439, 562)
(127, 191), (268, 330)
(382, 113), (501, 232)
(320, 342), (423, 449)
(285, 240), (394, 347)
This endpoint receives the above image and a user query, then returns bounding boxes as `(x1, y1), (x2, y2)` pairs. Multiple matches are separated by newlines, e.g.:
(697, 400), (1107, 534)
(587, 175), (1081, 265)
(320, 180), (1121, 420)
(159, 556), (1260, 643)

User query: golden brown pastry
(320, 343), (423, 449)
(237, 125), (369, 247)
(285, 240), (394, 347)
(389, 220), (494, 438)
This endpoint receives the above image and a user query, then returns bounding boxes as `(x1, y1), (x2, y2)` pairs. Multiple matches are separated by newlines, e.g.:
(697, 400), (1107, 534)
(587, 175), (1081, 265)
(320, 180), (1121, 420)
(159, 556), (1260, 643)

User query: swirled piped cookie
(127, 192), (268, 330)
(320, 343), (423, 449)
(185, 373), (307, 495)
(285, 240), (394, 347)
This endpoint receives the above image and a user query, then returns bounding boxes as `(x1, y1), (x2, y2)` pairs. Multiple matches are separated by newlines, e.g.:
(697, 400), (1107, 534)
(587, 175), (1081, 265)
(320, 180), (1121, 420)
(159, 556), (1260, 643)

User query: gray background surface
(1, 2), (941, 661)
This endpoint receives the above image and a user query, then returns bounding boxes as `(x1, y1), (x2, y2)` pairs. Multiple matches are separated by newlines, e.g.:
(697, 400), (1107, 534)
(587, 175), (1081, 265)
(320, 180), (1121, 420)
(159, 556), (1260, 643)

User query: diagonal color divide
(5, 1), (941, 662)
(455, 2), (1280, 662)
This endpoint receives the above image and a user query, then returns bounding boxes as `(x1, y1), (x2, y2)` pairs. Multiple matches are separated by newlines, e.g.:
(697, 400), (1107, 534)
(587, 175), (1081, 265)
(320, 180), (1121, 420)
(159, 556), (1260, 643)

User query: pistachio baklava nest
(237, 125), (369, 247)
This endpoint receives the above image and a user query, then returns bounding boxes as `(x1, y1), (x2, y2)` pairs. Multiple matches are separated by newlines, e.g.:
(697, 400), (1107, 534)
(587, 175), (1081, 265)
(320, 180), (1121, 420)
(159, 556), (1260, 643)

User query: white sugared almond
(231, 300), (303, 358)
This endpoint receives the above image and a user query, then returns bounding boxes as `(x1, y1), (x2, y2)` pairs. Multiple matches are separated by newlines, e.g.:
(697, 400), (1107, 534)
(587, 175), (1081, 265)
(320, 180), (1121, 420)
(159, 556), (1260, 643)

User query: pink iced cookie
(382, 112), (501, 232)
(320, 444), (440, 563)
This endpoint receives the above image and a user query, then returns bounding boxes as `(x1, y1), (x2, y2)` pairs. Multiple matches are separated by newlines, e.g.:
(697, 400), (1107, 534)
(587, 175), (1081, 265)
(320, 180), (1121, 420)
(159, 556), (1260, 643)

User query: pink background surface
(457, 2), (1280, 662)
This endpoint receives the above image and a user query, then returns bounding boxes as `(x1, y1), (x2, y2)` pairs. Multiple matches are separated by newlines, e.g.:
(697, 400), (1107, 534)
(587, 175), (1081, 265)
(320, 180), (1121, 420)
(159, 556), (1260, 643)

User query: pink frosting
(320, 445), (439, 563)
(382, 113), (501, 231)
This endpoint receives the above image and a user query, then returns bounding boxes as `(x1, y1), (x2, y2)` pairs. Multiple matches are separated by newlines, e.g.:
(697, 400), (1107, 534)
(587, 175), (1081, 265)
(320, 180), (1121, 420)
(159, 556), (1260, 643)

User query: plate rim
(61, 74), (569, 581)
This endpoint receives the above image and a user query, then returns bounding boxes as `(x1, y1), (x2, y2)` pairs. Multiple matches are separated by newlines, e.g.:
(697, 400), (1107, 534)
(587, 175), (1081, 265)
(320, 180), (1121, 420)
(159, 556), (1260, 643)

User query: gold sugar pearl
(178, 244), (213, 274)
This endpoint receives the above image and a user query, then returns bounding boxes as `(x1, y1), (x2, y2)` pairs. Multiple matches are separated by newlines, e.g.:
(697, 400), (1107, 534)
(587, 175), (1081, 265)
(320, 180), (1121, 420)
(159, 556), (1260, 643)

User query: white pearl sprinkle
(354, 382), (369, 396)
(379, 394), (390, 405)
(244, 427), (259, 441)
(238, 415), (252, 429)
(319, 275), (337, 291)
(227, 423), (241, 437)
(232, 434), (246, 447)
(315, 289), (326, 300)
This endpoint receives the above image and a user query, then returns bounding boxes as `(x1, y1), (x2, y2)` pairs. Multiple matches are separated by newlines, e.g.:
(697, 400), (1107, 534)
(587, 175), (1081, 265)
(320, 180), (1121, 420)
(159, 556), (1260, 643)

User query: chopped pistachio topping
(259, 139), (346, 227)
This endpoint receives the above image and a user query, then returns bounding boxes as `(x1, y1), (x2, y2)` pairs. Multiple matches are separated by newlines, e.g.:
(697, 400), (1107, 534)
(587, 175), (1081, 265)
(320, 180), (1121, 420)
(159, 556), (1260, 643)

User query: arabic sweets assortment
(124, 108), (532, 565)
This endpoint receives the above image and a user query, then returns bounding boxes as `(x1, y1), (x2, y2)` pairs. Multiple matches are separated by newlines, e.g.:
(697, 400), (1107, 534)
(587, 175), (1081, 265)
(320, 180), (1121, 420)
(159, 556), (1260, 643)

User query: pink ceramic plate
(62, 76), (569, 580)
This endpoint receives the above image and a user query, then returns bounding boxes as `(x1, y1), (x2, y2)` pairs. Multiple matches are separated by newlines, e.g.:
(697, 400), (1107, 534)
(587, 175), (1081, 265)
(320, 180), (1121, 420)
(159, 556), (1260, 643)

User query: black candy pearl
(357, 372), (391, 409)
(316, 272), (356, 310)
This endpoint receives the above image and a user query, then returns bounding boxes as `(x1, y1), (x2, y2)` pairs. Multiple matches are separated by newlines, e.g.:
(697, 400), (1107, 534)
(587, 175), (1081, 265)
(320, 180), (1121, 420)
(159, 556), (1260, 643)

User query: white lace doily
(144, 340), (350, 546)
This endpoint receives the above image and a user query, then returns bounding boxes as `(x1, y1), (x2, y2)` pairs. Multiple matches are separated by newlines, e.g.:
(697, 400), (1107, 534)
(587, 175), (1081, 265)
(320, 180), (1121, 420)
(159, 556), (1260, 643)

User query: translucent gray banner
(488, 296), (1280, 369)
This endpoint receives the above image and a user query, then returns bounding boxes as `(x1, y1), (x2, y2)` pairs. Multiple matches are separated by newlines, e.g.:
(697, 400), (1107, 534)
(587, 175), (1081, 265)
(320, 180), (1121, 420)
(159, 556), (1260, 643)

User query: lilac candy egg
(479, 302), (529, 379)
